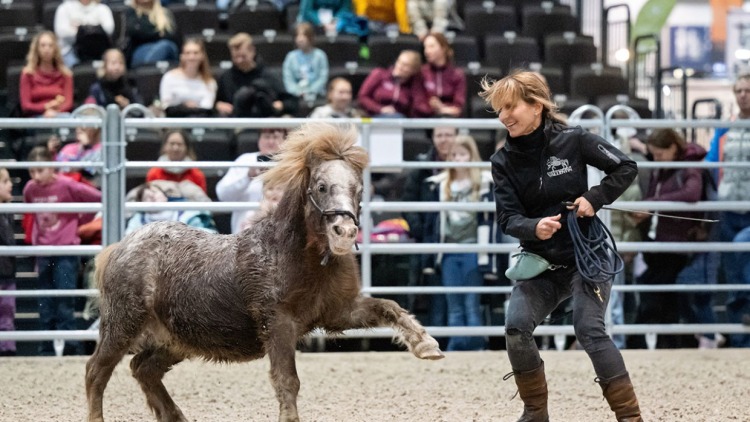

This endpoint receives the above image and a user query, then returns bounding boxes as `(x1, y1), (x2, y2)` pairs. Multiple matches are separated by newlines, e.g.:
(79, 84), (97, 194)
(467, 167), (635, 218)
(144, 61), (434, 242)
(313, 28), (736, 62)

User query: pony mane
(262, 123), (369, 193)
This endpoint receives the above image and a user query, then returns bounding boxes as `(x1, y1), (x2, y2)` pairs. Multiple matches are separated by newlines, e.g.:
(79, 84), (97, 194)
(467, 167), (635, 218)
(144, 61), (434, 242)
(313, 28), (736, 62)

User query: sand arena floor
(0, 349), (747, 421)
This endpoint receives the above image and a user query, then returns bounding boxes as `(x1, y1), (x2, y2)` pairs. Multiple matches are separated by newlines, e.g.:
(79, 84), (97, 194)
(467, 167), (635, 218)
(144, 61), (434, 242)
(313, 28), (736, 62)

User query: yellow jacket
(353, 0), (411, 34)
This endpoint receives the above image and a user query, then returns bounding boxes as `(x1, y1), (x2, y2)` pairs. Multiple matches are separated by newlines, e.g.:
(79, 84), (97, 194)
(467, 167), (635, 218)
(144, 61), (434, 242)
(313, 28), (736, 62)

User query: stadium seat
(235, 129), (260, 155)
(200, 32), (232, 65)
(0, 32), (34, 91)
(0, 2), (39, 31)
(190, 129), (236, 162)
(168, 3), (220, 37)
(483, 33), (540, 74)
(570, 64), (628, 104)
(317, 34), (360, 66)
(41, 2), (60, 31)
(253, 33), (294, 67)
(125, 129), (162, 162)
(227, 3), (282, 34)
(447, 33), (479, 67)
(132, 62), (176, 106)
(402, 129), (431, 161)
(367, 34), (421, 68)
(72, 64), (99, 106)
(544, 34), (597, 93)
(521, 4), (578, 50)
(463, 3), (517, 48)
(463, 64), (502, 118)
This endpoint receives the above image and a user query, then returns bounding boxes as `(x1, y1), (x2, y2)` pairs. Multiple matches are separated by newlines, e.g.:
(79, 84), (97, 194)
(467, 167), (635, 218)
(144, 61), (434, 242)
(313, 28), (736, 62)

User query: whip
(601, 206), (719, 223)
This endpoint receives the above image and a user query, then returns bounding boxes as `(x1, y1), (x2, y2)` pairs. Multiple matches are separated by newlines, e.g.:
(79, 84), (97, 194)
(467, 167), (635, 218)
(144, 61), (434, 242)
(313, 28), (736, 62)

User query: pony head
(263, 123), (368, 257)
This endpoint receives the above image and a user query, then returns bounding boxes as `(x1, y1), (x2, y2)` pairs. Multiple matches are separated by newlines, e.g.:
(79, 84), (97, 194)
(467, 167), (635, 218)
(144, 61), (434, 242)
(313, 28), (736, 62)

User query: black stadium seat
(169, 3), (220, 36)
(484, 34), (540, 74)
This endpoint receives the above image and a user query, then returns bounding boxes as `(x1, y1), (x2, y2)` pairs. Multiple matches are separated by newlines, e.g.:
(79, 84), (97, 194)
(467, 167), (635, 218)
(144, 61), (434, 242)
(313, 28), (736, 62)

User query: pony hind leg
(130, 346), (187, 422)
(343, 296), (444, 360)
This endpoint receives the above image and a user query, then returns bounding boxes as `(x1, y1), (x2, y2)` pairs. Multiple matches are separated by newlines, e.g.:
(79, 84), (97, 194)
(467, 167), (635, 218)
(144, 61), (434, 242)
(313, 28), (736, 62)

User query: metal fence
(1, 104), (750, 351)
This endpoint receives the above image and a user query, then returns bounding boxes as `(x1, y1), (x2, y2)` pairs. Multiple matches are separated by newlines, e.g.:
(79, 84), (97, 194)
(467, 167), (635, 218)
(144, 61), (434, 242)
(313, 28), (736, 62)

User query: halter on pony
(307, 188), (360, 265)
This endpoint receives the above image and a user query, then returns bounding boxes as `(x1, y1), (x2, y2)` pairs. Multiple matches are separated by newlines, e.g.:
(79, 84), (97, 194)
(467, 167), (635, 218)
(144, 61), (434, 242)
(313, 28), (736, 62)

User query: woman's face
(37, 34), (57, 64)
(393, 53), (418, 79)
(164, 133), (188, 161)
(423, 36), (445, 65)
(104, 51), (126, 80)
(498, 100), (542, 138)
(180, 42), (203, 71)
(648, 143), (678, 162)
(329, 80), (352, 110)
(450, 144), (471, 163)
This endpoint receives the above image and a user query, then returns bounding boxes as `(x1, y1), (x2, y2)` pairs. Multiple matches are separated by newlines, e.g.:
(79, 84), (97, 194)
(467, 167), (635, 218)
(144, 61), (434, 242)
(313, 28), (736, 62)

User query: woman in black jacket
(480, 71), (643, 422)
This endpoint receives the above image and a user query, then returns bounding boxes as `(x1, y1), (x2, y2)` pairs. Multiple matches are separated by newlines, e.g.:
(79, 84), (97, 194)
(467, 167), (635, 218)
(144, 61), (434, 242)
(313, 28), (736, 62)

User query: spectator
(159, 38), (217, 117)
(425, 135), (491, 351)
(56, 109), (104, 188)
(216, 128), (287, 234)
(125, 180), (217, 235)
(54, 0), (115, 68)
(146, 130), (207, 192)
(421, 32), (465, 117)
(214, 33), (298, 118)
(629, 129), (708, 349)
(86, 48), (144, 110)
(23, 146), (102, 356)
(282, 23), (329, 104)
(238, 177), (286, 232)
(353, 0), (410, 34)
(20, 31), (74, 118)
(357, 50), (431, 117)
(123, 0), (179, 68)
(0, 168), (16, 357)
(707, 72), (750, 347)
(298, 0), (353, 36)
(401, 126), (457, 337)
(309, 77), (363, 118)
(407, 0), (457, 40)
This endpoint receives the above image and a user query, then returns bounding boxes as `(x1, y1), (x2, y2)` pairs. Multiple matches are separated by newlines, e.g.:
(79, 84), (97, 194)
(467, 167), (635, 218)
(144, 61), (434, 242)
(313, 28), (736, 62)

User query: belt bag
(505, 251), (552, 281)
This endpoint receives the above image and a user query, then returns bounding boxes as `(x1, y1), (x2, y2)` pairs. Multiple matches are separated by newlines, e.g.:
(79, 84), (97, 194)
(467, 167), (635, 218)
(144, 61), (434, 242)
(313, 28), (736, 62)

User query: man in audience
(214, 33), (298, 118)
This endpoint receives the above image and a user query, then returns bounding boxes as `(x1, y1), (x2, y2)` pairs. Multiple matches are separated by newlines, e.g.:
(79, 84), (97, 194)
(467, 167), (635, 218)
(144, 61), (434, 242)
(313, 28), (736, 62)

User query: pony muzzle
(328, 216), (358, 255)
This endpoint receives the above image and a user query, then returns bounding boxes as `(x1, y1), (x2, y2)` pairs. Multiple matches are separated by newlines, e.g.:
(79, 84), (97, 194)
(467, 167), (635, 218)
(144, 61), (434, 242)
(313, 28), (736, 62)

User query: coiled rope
(567, 208), (624, 284)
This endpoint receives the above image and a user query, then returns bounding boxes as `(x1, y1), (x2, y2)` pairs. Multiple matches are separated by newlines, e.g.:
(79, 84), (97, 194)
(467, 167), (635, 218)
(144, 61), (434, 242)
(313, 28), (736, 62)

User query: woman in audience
(357, 49), (431, 117)
(146, 130), (207, 192)
(159, 38), (216, 117)
(123, 0), (179, 67)
(86, 48), (144, 109)
(421, 32), (465, 117)
(54, 0), (115, 68)
(426, 135), (491, 351)
(19, 31), (74, 118)
(282, 22), (329, 103)
(309, 77), (362, 118)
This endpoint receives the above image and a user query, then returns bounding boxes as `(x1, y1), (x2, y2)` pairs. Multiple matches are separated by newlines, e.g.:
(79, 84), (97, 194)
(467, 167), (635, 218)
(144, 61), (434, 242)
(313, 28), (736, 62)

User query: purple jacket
(644, 143), (707, 242)
(421, 63), (466, 113)
(357, 67), (432, 117)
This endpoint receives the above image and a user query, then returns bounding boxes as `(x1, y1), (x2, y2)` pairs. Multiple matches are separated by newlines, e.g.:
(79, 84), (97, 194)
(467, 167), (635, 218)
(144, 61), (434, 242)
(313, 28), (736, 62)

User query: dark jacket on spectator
(86, 76), (143, 108)
(123, 7), (180, 66)
(357, 67), (432, 117)
(216, 61), (298, 117)
(0, 213), (16, 280)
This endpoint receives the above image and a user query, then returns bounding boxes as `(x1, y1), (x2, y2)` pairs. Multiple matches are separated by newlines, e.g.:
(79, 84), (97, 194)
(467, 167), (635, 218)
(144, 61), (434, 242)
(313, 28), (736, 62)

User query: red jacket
(421, 63), (466, 113)
(19, 69), (74, 117)
(146, 167), (207, 193)
(357, 67), (432, 117)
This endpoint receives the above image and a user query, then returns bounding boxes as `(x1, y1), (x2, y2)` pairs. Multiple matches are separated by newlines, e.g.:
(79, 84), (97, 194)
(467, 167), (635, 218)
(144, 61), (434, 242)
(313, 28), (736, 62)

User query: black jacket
(0, 213), (16, 280)
(491, 118), (637, 265)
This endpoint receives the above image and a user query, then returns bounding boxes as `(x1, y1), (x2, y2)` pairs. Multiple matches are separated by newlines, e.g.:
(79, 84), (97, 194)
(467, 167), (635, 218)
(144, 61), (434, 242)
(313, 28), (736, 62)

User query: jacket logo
(546, 156), (572, 177)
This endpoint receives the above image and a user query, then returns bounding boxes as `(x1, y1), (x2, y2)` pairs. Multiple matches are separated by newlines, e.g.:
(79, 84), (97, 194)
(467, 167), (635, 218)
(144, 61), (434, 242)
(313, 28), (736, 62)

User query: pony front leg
(266, 317), (301, 422)
(346, 296), (444, 360)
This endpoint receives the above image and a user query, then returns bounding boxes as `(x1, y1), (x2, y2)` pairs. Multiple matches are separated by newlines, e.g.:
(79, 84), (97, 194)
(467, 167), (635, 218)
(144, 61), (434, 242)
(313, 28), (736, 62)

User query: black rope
(566, 206), (624, 284)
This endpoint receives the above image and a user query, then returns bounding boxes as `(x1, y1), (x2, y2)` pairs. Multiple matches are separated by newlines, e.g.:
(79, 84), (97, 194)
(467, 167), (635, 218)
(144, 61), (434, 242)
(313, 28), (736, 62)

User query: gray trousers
(505, 266), (627, 380)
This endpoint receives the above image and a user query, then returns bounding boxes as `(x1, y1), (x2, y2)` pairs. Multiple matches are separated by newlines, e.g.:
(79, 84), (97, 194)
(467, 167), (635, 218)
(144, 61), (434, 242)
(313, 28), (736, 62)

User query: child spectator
(0, 168), (17, 356)
(20, 31), (74, 118)
(282, 23), (329, 103)
(309, 77), (363, 118)
(238, 178), (286, 232)
(23, 146), (102, 356)
(146, 130), (207, 192)
(56, 109), (104, 188)
(86, 49), (144, 109)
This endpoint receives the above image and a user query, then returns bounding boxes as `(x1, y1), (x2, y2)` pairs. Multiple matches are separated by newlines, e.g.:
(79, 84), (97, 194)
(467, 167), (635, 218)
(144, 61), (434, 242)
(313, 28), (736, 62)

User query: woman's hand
(567, 197), (595, 218)
(535, 214), (561, 240)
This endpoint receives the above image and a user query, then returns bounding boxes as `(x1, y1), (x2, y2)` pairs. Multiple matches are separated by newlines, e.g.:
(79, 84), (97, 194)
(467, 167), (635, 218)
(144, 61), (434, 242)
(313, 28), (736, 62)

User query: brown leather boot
(504, 361), (549, 422)
(598, 372), (643, 421)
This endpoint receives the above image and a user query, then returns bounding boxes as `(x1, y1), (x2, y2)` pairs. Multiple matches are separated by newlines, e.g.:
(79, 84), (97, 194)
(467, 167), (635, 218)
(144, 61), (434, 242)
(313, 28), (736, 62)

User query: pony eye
(317, 184), (327, 193)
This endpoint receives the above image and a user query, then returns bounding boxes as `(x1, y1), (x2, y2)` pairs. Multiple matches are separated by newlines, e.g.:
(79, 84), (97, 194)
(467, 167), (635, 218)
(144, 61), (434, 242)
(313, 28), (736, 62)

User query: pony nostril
(333, 225), (343, 236)
(347, 227), (358, 238)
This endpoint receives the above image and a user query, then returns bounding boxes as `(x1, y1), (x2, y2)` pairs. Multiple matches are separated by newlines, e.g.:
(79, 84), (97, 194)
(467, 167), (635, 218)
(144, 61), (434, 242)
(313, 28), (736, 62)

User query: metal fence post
(102, 104), (124, 246)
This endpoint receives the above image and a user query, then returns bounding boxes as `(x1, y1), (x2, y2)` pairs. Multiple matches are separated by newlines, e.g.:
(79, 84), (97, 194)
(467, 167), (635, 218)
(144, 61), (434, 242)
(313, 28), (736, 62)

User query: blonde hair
(23, 31), (70, 76)
(133, 0), (174, 35)
(180, 38), (214, 84)
(444, 135), (483, 201)
(480, 69), (566, 124)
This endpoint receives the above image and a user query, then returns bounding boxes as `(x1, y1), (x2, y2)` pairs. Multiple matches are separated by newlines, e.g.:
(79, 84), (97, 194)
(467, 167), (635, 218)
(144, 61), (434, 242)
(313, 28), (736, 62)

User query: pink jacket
(421, 63), (466, 113)
(357, 67), (432, 117)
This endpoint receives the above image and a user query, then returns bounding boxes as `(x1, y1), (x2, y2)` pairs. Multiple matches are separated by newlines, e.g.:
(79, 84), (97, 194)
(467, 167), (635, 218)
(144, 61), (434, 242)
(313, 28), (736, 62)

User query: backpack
(75, 25), (112, 62)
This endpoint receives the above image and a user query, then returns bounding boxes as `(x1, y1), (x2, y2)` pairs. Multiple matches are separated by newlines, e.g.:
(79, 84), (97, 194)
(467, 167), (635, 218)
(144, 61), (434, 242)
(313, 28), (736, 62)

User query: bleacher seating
(0, 2), (39, 31)
(169, 2), (221, 36)
(484, 33), (540, 74)
(367, 34), (421, 68)
(227, 3), (283, 34)
(570, 64), (629, 104)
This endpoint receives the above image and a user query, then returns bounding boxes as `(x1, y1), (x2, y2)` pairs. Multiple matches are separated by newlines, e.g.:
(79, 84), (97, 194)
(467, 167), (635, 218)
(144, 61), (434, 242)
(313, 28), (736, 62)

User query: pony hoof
(414, 338), (445, 360)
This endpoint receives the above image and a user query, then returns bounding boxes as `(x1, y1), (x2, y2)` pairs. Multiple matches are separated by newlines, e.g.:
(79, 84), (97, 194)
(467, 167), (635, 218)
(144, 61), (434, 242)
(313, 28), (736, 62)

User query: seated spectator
(20, 31), (74, 118)
(298, 0), (353, 36)
(353, 0), (410, 34)
(238, 178), (286, 232)
(0, 168), (16, 357)
(357, 50), (431, 117)
(629, 128), (709, 349)
(214, 33), (298, 118)
(309, 77), (363, 118)
(86, 48), (144, 110)
(216, 128), (287, 234)
(159, 38), (217, 117)
(407, 0), (459, 40)
(146, 130), (207, 192)
(56, 109), (104, 187)
(282, 23), (329, 103)
(421, 32), (465, 117)
(125, 180), (217, 235)
(123, 0), (180, 68)
(54, 0), (115, 68)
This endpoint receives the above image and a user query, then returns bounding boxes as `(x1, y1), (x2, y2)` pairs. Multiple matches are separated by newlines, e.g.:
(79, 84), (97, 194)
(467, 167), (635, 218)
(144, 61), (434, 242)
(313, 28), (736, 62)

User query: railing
(1, 105), (750, 352)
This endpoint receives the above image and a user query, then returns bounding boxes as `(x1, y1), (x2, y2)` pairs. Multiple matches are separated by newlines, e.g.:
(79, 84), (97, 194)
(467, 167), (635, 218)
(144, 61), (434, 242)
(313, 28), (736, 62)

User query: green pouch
(505, 251), (551, 281)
